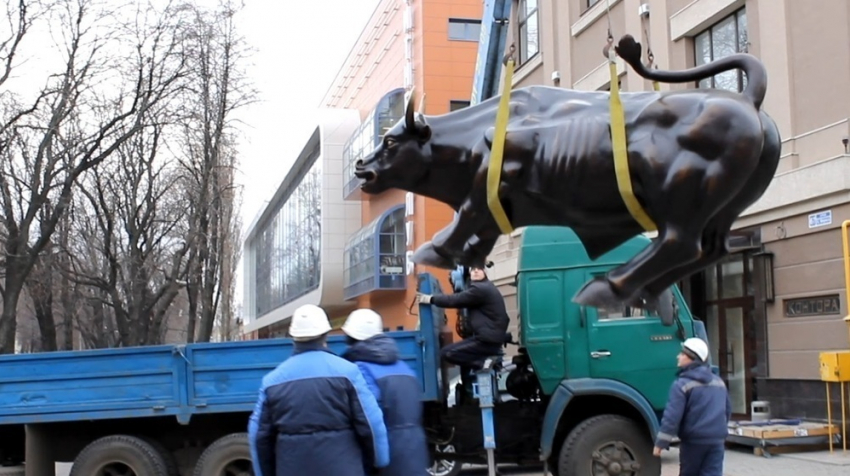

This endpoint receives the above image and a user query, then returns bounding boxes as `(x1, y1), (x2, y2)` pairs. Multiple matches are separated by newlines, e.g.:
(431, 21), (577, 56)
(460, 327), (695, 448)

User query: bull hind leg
(636, 111), (781, 308)
(573, 225), (704, 315)
(574, 146), (756, 322)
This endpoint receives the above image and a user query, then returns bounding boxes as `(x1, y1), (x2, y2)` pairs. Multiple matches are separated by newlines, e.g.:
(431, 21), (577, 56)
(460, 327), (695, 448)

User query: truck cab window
(597, 305), (649, 321)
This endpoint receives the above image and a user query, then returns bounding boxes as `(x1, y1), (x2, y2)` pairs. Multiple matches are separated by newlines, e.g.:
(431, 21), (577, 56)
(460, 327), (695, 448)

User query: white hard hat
(289, 304), (331, 341)
(342, 308), (384, 341)
(682, 337), (709, 362)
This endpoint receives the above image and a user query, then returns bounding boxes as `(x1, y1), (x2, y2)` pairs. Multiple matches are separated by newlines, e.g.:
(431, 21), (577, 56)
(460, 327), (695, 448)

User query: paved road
(458, 446), (850, 476)
(44, 445), (850, 475)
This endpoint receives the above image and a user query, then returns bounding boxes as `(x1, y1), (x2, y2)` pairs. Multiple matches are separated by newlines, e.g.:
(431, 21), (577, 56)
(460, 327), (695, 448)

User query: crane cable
(486, 44), (516, 235)
(605, 0), (657, 232)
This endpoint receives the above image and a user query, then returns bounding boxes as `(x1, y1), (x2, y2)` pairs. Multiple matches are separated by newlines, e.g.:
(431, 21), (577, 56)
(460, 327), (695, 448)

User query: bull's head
(354, 91), (432, 194)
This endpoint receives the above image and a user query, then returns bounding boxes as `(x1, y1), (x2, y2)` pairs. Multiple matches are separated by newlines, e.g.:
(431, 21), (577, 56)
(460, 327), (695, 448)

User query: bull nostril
(355, 159), (364, 168)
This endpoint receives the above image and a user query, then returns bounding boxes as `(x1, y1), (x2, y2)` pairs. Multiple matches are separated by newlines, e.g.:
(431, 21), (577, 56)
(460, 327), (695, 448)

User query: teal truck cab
(423, 226), (711, 476)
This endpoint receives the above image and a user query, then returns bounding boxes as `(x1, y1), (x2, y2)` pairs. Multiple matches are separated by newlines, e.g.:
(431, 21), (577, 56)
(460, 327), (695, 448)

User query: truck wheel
(193, 432), (253, 476)
(139, 436), (180, 476)
(558, 415), (661, 476)
(428, 443), (463, 476)
(69, 435), (169, 476)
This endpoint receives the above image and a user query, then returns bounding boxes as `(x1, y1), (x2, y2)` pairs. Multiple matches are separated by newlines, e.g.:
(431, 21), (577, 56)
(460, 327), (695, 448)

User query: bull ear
(405, 88), (416, 131)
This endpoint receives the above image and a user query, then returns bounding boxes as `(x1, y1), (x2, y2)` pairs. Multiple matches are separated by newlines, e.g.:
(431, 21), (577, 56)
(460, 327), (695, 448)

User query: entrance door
(705, 300), (754, 418)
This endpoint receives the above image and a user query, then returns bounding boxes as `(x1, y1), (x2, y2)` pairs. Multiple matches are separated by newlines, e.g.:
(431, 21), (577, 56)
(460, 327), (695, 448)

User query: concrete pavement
(460, 445), (850, 475)
(44, 444), (850, 475)
(661, 445), (850, 476)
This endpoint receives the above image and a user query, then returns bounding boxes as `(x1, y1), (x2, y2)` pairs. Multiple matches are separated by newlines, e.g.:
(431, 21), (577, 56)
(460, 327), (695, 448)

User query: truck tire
(139, 436), (180, 476)
(427, 443), (463, 476)
(558, 414), (660, 476)
(69, 435), (170, 476)
(193, 432), (253, 476)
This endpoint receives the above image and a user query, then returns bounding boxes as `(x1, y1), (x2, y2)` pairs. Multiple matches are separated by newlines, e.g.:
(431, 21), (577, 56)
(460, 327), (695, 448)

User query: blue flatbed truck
(0, 276), (444, 476)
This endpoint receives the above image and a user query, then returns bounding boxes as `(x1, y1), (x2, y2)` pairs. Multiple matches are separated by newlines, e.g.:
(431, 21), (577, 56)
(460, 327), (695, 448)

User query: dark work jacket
(430, 278), (510, 344)
(655, 362), (732, 449)
(248, 343), (389, 476)
(343, 335), (429, 476)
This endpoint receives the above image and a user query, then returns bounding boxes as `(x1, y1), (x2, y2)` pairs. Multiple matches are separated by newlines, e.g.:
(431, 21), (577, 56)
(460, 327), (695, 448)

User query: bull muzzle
(354, 158), (378, 184)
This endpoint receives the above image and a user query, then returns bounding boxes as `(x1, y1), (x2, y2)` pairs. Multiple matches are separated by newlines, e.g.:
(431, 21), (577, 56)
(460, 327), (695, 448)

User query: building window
(344, 205), (407, 300)
(253, 146), (322, 317)
(586, 0), (601, 9)
(518, 0), (539, 65)
(448, 18), (481, 41)
(694, 9), (748, 92)
(450, 100), (471, 111)
(343, 88), (405, 199)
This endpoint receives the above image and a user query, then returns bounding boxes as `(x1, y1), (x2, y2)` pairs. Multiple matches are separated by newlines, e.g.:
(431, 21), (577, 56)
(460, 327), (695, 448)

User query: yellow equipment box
(820, 351), (850, 382)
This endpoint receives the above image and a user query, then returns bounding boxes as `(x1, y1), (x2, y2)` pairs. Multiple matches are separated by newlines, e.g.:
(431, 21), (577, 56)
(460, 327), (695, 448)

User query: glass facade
(343, 205), (407, 300)
(253, 145), (323, 317)
(343, 88), (406, 198)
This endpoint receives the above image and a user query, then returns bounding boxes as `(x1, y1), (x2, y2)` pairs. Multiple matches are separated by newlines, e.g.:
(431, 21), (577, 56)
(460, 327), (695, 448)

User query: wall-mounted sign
(808, 210), (832, 228)
(783, 294), (841, 317)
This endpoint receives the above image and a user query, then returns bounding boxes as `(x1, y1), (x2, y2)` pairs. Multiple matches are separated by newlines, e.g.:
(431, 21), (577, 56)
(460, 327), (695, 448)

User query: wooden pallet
(751, 443), (832, 457)
(726, 421), (839, 457)
(730, 421), (837, 439)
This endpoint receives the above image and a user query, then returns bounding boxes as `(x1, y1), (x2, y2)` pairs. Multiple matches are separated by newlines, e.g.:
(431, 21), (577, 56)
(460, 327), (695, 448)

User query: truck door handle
(591, 351), (612, 358)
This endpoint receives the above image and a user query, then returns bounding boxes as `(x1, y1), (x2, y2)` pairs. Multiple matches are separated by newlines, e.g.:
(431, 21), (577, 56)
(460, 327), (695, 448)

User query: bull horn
(418, 93), (426, 115)
(405, 88), (416, 131)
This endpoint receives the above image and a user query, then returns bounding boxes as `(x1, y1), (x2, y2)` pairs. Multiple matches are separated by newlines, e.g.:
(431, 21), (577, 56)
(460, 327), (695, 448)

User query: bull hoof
(412, 241), (457, 269)
(459, 244), (488, 269)
(572, 277), (625, 311)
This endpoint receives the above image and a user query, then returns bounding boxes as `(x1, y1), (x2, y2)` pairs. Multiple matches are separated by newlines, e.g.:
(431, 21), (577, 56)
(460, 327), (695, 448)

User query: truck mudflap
(540, 379), (660, 460)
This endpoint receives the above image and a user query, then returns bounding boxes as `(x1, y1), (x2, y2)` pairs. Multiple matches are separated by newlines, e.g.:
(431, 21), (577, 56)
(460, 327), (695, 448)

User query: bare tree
(0, 0), (187, 353)
(68, 119), (190, 347)
(178, 0), (253, 343)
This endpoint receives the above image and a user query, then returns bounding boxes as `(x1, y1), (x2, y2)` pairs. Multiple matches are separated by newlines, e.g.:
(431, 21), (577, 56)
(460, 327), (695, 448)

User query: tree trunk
(30, 276), (58, 352)
(0, 279), (23, 353)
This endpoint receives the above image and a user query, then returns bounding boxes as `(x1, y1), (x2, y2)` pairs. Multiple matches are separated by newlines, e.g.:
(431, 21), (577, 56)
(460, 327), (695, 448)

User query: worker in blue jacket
(342, 308), (429, 476)
(248, 304), (390, 476)
(654, 337), (731, 476)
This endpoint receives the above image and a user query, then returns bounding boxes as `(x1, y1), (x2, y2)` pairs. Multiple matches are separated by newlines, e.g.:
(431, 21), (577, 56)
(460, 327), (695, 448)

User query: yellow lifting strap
(486, 50), (516, 235)
(608, 48), (657, 232)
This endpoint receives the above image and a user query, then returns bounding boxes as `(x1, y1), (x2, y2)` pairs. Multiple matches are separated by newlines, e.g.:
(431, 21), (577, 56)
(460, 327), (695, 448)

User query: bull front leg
(412, 197), (490, 269)
(460, 234), (499, 269)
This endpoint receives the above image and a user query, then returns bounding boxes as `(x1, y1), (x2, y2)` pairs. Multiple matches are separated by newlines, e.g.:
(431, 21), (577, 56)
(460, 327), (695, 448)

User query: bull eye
(384, 137), (397, 148)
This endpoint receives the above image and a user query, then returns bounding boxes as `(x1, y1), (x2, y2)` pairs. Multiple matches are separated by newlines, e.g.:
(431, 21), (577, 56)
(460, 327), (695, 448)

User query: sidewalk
(660, 445), (850, 476)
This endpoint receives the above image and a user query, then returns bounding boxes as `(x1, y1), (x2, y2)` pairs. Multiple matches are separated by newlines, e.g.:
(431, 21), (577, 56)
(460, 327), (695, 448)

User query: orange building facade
(243, 0), (482, 338)
(324, 0), (483, 332)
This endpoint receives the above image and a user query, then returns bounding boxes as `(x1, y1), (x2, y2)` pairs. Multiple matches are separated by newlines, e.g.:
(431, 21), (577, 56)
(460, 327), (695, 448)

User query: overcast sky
(231, 0), (381, 232)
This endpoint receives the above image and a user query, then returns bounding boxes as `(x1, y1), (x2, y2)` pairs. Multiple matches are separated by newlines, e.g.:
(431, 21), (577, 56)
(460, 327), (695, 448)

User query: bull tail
(615, 34), (767, 110)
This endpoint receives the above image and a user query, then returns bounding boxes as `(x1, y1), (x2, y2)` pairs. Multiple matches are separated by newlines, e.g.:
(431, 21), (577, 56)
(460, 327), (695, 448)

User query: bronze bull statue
(354, 35), (781, 323)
